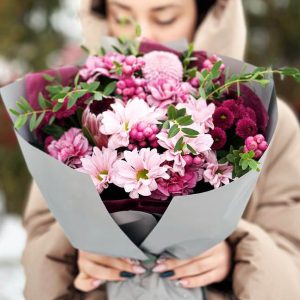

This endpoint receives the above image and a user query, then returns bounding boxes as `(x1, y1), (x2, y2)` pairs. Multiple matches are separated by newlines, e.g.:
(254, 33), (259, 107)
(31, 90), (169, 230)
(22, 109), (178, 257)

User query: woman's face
(106, 0), (198, 42)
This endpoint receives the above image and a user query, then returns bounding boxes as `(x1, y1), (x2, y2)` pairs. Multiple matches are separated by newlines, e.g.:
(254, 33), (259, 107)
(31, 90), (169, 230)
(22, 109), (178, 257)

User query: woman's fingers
(79, 252), (146, 275)
(78, 258), (127, 281)
(74, 272), (105, 292)
(179, 269), (222, 289)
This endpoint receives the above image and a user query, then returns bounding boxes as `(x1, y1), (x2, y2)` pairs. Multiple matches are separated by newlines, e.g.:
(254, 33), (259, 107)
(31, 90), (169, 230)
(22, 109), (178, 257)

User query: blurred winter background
(0, 0), (299, 299)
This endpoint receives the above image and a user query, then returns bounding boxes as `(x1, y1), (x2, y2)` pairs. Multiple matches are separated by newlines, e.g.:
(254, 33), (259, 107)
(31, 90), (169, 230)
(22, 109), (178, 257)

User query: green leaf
(135, 24), (142, 37)
(241, 160), (249, 171)
(49, 115), (56, 125)
(176, 115), (193, 126)
(82, 126), (96, 146)
(187, 144), (197, 155)
(94, 92), (103, 101)
(177, 108), (186, 118)
(174, 137), (184, 152)
(16, 102), (27, 112)
(211, 60), (223, 79)
(199, 87), (207, 99)
(38, 93), (47, 109)
(80, 44), (90, 54)
(43, 124), (65, 140)
(167, 105), (177, 120)
(248, 159), (258, 170)
(162, 120), (170, 129)
(20, 97), (33, 111)
(43, 74), (55, 82)
(68, 91), (86, 109)
(87, 82), (100, 92)
(168, 124), (180, 138)
(9, 109), (20, 116)
(14, 115), (28, 129)
(74, 73), (81, 87)
(29, 113), (37, 132)
(103, 81), (117, 96)
(53, 101), (63, 113)
(279, 67), (300, 76)
(182, 128), (199, 137)
(35, 112), (46, 129)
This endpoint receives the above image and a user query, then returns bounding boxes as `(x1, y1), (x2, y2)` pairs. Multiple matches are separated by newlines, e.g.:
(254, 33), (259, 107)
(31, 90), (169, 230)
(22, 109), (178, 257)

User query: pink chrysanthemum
(142, 51), (183, 82)
(152, 168), (198, 200)
(203, 163), (233, 188)
(213, 107), (234, 130)
(47, 128), (92, 168)
(79, 147), (118, 193)
(112, 148), (170, 199)
(236, 118), (258, 139)
(210, 127), (227, 150)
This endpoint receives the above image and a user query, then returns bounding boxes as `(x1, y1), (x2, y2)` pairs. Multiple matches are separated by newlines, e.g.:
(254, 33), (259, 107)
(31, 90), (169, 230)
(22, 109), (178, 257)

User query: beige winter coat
(22, 0), (300, 299)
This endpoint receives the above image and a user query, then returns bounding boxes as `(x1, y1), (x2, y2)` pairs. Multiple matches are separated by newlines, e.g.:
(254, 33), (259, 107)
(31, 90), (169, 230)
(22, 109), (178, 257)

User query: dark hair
(91, 0), (217, 26)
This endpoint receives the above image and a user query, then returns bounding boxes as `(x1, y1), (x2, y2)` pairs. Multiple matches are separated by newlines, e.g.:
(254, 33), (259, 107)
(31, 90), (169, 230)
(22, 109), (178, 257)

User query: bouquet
(1, 37), (300, 299)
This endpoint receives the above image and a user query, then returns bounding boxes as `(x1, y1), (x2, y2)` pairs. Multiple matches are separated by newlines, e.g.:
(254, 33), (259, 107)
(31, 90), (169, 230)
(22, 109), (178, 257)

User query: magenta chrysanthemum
(210, 127), (227, 150)
(142, 51), (183, 82)
(213, 106), (234, 130)
(47, 128), (92, 168)
(222, 99), (241, 118)
(236, 118), (258, 139)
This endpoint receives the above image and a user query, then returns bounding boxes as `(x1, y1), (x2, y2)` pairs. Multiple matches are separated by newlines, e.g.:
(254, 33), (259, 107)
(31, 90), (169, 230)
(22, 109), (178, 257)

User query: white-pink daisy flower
(79, 147), (118, 193)
(112, 148), (170, 199)
(177, 97), (216, 133)
(100, 98), (162, 149)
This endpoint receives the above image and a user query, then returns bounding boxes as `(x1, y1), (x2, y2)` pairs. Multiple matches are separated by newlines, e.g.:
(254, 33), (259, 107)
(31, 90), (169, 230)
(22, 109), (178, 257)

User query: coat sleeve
(22, 183), (108, 300)
(228, 100), (300, 299)
(22, 182), (81, 300)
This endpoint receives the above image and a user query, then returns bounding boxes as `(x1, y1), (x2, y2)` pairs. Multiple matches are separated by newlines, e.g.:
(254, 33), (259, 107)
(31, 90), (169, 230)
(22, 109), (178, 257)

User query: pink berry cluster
(244, 134), (268, 159)
(202, 55), (225, 72)
(116, 78), (147, 101)
(121, 55), (145, 76)
(128, 122), (160, 150)
(183, 154), (204, 167)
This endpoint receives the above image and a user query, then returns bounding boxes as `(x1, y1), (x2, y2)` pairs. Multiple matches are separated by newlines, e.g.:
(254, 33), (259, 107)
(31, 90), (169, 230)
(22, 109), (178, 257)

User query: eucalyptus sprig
(196, 60), (300, 100)
(10, 75), (117, 131)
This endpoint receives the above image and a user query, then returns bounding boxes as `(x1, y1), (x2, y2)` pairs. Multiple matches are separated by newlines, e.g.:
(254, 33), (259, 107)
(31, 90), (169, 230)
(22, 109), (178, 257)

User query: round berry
(183, 155), (193, 166)
(258, 141), (268, 151)
(254, 134), (265, 144)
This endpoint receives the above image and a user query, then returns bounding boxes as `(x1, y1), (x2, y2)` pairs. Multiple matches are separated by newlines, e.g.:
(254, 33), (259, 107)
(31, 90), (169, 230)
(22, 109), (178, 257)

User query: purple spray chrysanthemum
(213, 106), (234, 130)
(210, 127), (227, 150)
(236, 118), (258, 139)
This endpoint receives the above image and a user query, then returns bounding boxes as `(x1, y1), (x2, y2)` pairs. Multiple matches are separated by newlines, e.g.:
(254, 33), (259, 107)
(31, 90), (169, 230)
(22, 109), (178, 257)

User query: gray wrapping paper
(0, 50), (278, 299)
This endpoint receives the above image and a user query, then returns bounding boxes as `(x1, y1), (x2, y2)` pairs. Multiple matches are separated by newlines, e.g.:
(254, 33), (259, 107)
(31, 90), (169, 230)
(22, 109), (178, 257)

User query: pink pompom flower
(112, 148), (170, 199)
(79, 147), (118, 193)
(47, 128), (92, 168)
(142, 51), (183, 82)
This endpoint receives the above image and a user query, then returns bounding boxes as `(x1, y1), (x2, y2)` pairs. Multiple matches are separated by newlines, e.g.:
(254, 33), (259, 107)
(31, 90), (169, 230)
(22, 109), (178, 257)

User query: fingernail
(124, 258), (139, 265)
(91, 279), (104, 288)
(120, 271), (136, 278)
(132, 265), (146, 274)
(160, 270), (175, 278)
(152, 264), (167, 273)
(179, 279), (189, 287)
(156, 258), (166, 264)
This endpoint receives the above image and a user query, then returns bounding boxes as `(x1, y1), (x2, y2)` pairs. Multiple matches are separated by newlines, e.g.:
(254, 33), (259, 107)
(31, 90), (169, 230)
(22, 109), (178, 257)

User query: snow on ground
(0, 215), (26, 300)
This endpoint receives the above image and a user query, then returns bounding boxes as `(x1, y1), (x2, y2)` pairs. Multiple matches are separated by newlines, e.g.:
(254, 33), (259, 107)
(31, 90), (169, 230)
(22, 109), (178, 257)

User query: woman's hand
(152, 241), (232, 289)
(74, 251), (146, 292)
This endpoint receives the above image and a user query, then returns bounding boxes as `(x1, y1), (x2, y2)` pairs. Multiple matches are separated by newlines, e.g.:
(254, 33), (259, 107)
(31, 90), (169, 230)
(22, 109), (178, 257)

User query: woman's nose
(137, 21), (156, 41)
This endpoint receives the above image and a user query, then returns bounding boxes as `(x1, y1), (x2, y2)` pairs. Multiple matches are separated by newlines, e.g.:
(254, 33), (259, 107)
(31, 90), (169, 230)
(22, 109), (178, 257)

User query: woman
(22, 0), (300, 299)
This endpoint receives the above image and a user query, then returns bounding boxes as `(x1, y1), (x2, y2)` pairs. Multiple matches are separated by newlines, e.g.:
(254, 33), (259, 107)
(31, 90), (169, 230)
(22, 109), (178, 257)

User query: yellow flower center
(136, 169), (149, 180)
(97, 170), (108, 182)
